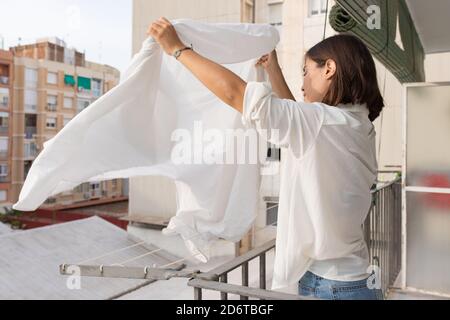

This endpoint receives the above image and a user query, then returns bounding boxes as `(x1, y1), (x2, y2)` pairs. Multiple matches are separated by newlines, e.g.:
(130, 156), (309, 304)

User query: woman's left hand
(147, 17), (185, 55)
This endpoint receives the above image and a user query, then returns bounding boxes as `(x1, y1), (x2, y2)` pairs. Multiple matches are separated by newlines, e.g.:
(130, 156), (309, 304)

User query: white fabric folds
(12, 20), (279, 266)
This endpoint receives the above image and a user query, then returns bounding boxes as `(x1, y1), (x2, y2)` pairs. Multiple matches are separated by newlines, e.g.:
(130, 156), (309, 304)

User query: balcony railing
(0, 76), (9, 85)
(24, 104), (37, 113)
(46, 103), (57, 112)
(188, 239), (309, 300)
(0, 126), (8, 134)
(25, 126), (37, 139)
(188, 176), (402, 300)
(0, 100), (8, 108)
(363, 176), (402, 296)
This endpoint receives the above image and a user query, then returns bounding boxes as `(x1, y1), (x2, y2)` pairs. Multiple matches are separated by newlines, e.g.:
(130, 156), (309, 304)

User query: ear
(324, 59), (336, 80)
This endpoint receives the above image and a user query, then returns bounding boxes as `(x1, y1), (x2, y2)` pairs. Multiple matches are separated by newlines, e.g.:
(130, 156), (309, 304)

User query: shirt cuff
(241, 81), (273, 127)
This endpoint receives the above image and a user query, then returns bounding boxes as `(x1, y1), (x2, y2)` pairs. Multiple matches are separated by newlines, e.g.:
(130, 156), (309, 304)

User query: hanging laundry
(12, 19), (279, 265)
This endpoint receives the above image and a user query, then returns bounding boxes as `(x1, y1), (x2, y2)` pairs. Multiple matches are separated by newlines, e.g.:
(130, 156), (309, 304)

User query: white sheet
(12, 19), (279, 265)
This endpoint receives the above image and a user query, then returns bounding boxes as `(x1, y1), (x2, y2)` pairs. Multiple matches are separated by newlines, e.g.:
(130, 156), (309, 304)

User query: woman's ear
(324, 59), (336, 80)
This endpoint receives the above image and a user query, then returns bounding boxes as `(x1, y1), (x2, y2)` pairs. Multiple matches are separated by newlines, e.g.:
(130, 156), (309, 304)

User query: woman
(148, 17), (384, 300)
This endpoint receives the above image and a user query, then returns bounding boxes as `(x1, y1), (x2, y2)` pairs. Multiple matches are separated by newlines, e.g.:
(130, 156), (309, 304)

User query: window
(0, 112), (9, 133)
(47, 72), (58, 85)
(63, 116), (72, 126)
(308, 0), (327, 16)
(243, 0), (255, 23)
(267, 142), (281, 161)
(77, 76), (91, 93)
(24, 141), (37, 158)
(90, 182), (101, 197)
(24, 90), (37, 112)
(0, 88), (9, 108)
(0, 164), (9, 183)
(0, 64), (9, 85)
(266, 201), (278, 226)
(268, 1), (283, 26)
(63, 96), (73, 109)
(64, 74), (76, 86)
(77, 98), (90, 112)
(0, 137), (8, 156)
(92, 79), (102, 97)
(25, 68), (38, 88)
(47, 95), (57, 111)
(0, 190), (7, 201)
(46, 117), (57, 129)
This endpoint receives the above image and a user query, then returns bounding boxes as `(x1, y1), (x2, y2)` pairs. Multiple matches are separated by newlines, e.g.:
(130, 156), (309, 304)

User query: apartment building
(0, 49), (14, 207)
(9, 37), (126, 208)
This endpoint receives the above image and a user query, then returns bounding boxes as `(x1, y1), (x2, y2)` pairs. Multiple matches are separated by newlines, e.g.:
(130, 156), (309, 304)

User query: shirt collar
(337, 102), (370, 116)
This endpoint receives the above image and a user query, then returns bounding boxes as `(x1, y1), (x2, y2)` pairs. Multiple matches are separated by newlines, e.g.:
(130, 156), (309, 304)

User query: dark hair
(305, 34), (384, 122)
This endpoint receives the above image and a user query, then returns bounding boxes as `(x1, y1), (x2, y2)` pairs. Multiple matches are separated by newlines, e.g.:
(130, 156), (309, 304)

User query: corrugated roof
(0, 222), (12, 235)
(0, 216), (183, 299)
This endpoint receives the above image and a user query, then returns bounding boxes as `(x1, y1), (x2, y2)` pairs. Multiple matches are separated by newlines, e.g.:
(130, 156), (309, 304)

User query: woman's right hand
(255, 50), (281, 74)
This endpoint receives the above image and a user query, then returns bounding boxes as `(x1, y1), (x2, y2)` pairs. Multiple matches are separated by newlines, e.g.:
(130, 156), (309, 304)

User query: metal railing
(188, 240), (310, 300)
(363, 176), (402, 296)
(189, 176), (402, 300)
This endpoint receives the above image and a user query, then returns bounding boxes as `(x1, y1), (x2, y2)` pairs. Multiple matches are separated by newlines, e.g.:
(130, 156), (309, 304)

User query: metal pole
(241, 262), (249, 300)
(252, 0), (256, 23)
(259, 253), (266, 290)
(220, 274), (228, 300)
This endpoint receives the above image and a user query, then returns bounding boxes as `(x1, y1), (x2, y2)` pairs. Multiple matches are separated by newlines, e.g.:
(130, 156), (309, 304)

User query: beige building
(8, 37), (126, 208)
(0, 49), (14, 206)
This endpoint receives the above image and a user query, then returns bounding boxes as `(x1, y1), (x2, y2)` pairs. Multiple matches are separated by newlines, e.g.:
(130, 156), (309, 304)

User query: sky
(0, 0), (132, 73)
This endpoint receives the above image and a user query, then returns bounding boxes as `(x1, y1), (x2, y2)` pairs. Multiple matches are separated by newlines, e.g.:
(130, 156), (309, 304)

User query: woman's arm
(177, 50), (247, 113)
(148, 17), (247, 113)
(256, 51), (296, 100)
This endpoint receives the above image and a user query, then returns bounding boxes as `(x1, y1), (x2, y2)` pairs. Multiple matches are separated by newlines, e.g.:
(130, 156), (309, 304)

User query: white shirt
(12, 20), (280, 263)
(241, 81), (378, 290)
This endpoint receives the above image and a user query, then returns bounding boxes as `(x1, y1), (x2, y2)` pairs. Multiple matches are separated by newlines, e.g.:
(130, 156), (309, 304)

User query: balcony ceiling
(406, 0), (450, 54)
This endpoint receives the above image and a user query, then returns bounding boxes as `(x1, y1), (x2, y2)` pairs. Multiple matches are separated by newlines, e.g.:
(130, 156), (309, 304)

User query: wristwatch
(173, 44), (193, 59)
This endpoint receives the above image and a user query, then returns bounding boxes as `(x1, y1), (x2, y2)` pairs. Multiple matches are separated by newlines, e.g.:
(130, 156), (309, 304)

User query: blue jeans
(298, 271), (384, 300)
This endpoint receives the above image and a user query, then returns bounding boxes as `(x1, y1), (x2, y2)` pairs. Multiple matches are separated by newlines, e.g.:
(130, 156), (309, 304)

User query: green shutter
(329, 0), (425, 83)
(64, 74), (76, 86)
(77, 76), (91, 90)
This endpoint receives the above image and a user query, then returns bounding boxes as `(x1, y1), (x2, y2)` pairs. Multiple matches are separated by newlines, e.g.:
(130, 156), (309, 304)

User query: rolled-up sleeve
(241, 81), (324, 157)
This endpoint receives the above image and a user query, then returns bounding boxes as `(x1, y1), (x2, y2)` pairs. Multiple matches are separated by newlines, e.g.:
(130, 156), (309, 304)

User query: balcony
(0, 76), (9, 85)
(58, 176), (402, 300)
(24, 141), (38, 159)
(187, 177), (402, 300)
(24, 104), (37, 113)
(46, 103), (57, 112)
(25, 126), (37, 139)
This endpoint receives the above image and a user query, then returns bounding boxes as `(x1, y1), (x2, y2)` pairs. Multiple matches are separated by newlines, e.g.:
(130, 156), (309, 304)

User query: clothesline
(75, 205), (279, 268)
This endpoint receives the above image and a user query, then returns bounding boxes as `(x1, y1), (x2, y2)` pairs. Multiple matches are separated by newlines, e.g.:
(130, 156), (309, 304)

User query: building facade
(0, 49), (14, 206)
(8, 37), (126, 208)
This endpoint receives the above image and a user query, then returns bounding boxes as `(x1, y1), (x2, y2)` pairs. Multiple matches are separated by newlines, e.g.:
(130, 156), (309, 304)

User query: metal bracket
(59, 263), (201, 281)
